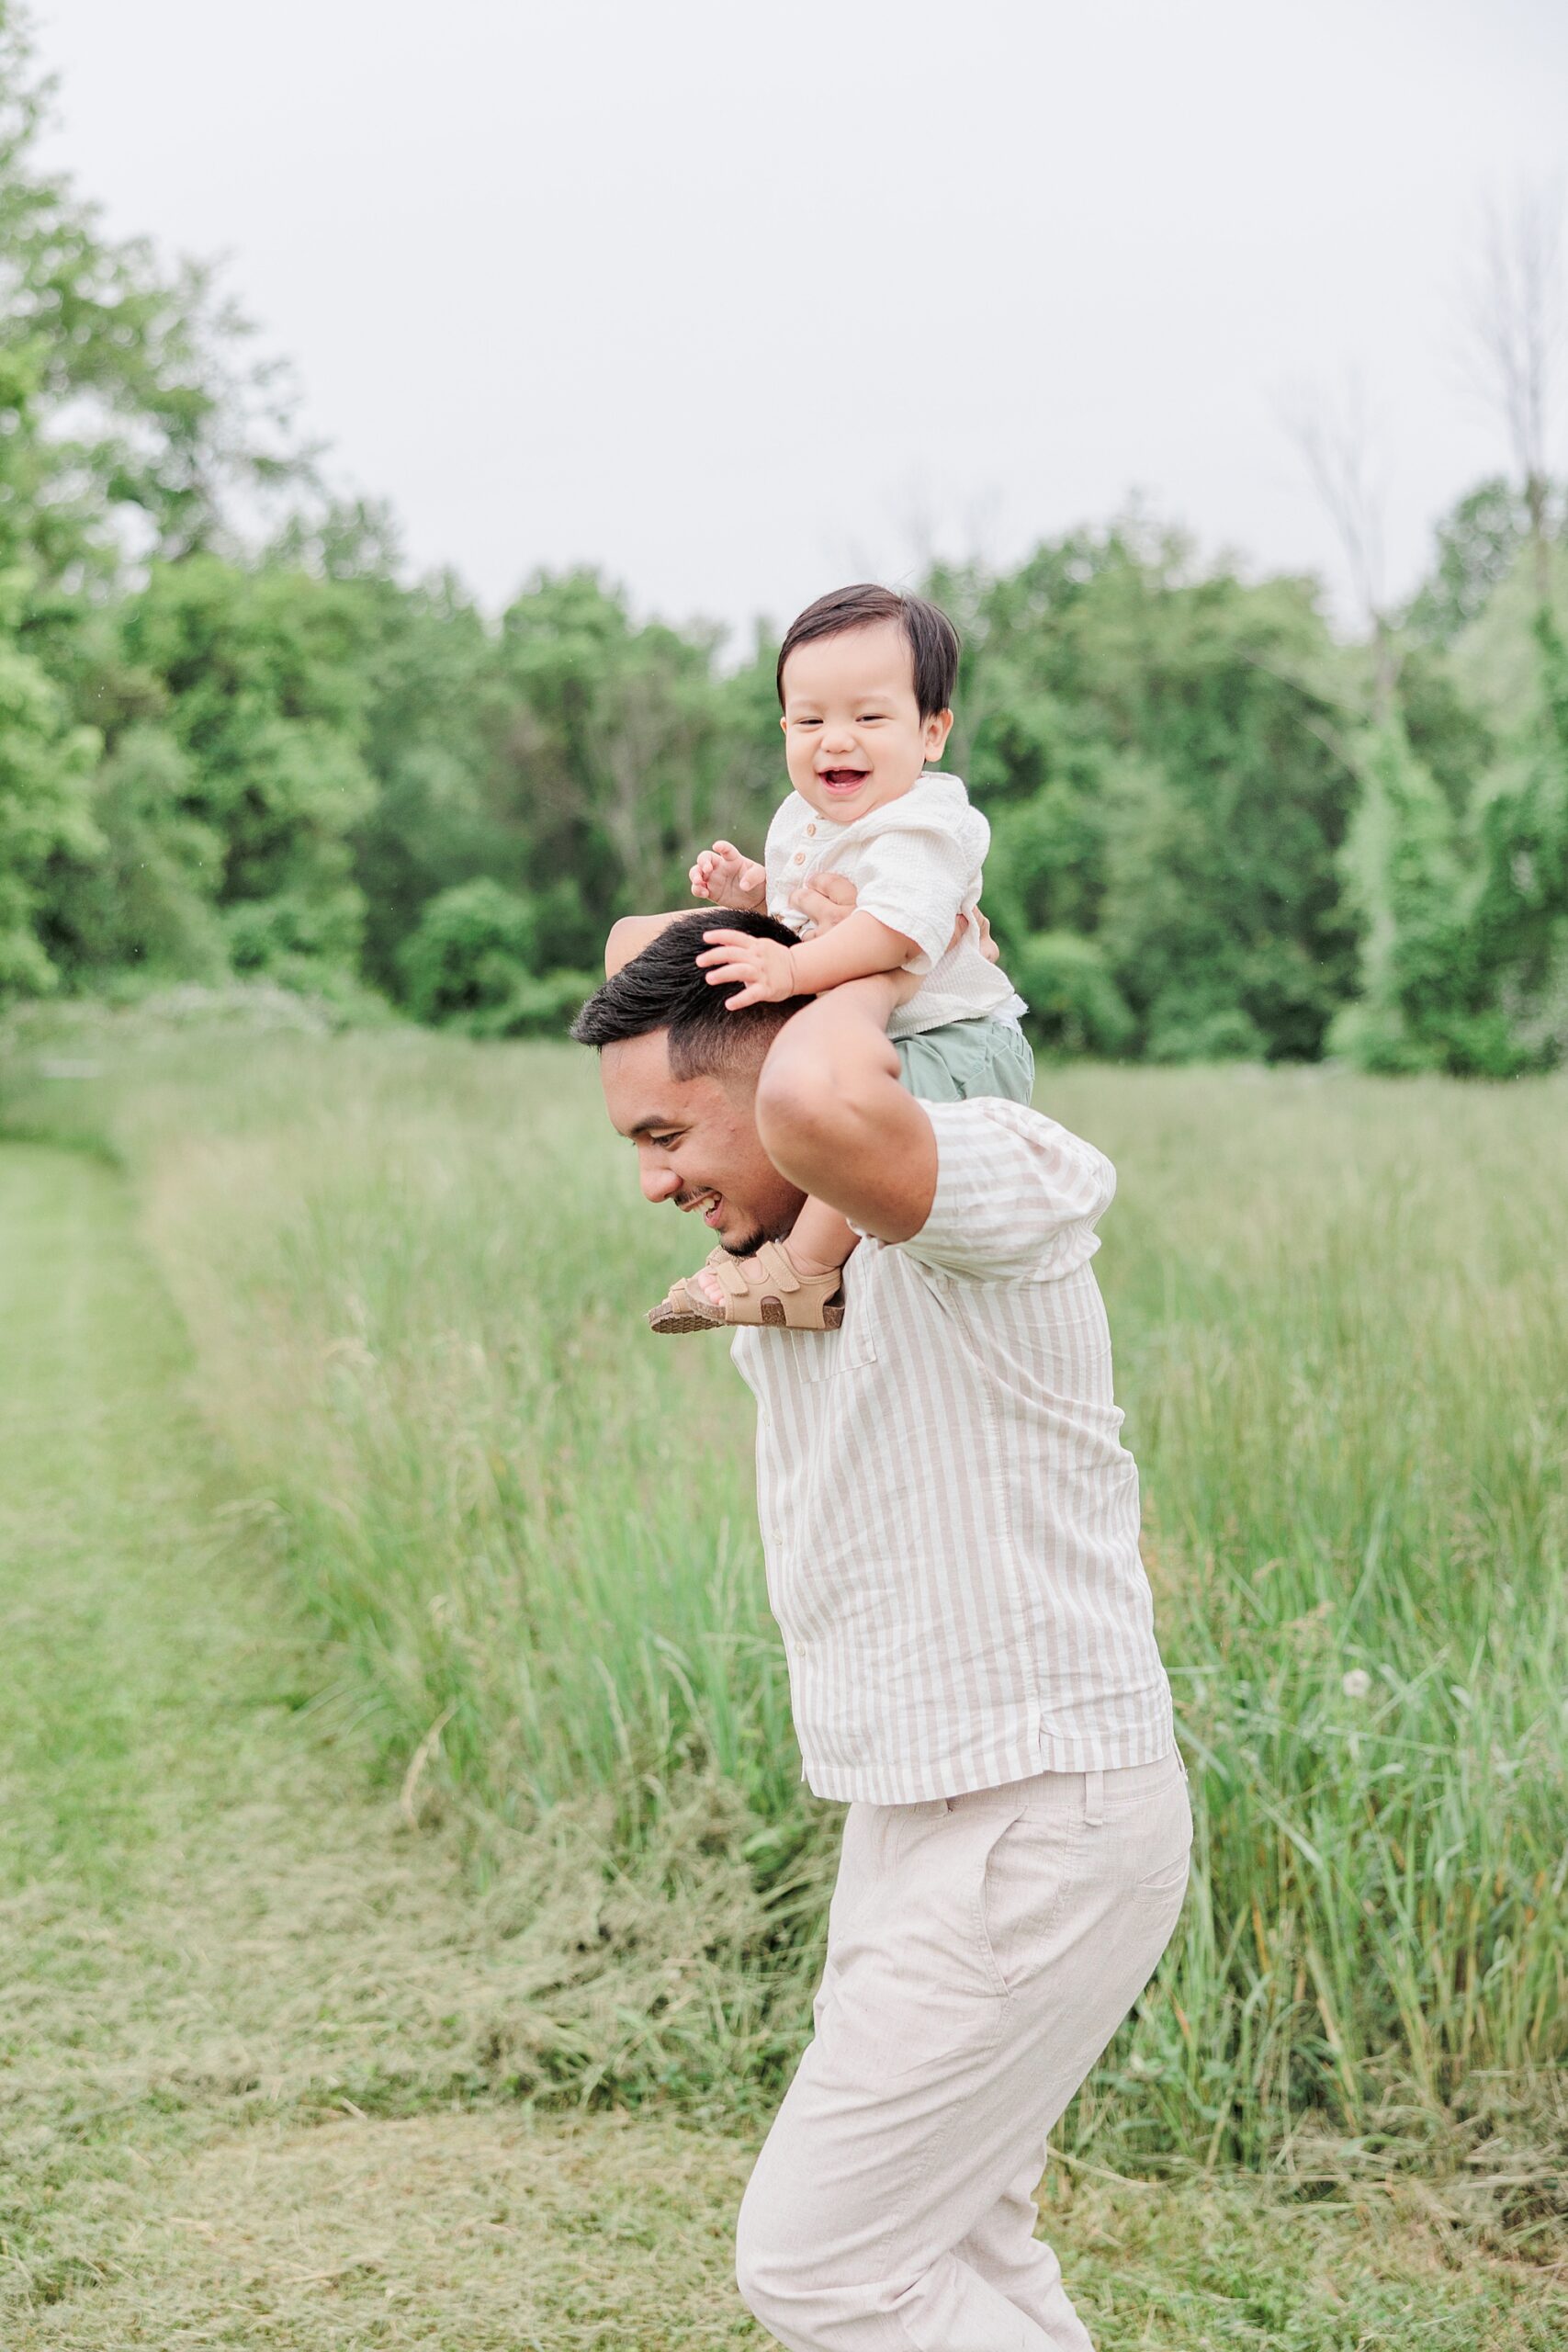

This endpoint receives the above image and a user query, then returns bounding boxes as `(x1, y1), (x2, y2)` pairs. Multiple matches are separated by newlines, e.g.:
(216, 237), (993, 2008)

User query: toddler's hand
(690, 841), (766, 910)
(696, 928), (800, 1011)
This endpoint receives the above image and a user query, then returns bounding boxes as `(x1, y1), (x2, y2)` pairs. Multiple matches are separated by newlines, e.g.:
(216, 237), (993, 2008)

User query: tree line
(2, 8), (1564, 1072)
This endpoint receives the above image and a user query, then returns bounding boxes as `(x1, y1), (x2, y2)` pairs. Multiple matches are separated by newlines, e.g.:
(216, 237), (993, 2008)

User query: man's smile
(678, 1187), (726, 1227)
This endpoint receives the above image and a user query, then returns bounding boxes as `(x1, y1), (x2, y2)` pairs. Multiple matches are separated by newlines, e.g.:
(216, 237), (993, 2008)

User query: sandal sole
(648, 1295), (846, 1335)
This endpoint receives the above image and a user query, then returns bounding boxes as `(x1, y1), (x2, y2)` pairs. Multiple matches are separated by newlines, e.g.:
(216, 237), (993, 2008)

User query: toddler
(650, 582), (1032, 1334)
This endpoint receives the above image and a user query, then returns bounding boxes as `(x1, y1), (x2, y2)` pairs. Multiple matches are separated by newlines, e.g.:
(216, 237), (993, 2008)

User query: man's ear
(924, 707), (954, 760)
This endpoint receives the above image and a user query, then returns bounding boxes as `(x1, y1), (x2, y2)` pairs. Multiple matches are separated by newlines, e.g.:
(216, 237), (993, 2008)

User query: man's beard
(720, 1226), (765, 1259)
(674, 1185), (798, 1261)
(720, 1204), (799, 1259)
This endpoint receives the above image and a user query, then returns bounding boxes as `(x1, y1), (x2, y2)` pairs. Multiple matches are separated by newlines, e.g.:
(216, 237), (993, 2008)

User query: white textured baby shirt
(763, 772), (1019, 1037)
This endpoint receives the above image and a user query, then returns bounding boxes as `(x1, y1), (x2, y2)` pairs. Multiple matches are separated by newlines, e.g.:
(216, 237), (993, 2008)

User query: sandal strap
(716, 1241), (840, 1329)
(657, 1242), (842, 1331)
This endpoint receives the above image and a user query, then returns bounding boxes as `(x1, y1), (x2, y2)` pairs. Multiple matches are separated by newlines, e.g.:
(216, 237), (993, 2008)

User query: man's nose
(640, 1159), (682, 1205)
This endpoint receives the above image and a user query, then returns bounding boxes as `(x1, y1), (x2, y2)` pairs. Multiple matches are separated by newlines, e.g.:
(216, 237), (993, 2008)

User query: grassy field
(2, 1001), (1565, 2343)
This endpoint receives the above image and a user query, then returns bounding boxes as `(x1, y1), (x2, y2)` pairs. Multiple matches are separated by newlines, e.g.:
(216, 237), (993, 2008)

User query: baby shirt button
(794, 851), (806, 863)
(805, 822), (817, 836)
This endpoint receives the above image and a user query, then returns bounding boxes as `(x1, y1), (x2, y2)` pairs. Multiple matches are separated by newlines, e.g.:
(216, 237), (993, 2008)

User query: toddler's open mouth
(819, 768), (869, 795)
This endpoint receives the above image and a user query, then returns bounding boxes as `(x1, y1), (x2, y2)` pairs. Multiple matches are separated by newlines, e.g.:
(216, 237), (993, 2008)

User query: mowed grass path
(0, 1144), (753, 2348)
(1, 1136), (1563, 2349)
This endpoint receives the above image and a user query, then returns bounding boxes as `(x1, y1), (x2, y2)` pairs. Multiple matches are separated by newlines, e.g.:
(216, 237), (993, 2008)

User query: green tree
(0, 571), (98, 995)
(109, 557), (376, 980)
(0, 4), (315, 992)
(1405, 478), (1564, 645)
(484, 570), (765, 931)
(1326, 720), (1505, 1073)
(40, 725), (225, 982)
(1468, 609), (1568, 1068)
(0, 8), (303, 630)
(959, 533), (1359, 1060)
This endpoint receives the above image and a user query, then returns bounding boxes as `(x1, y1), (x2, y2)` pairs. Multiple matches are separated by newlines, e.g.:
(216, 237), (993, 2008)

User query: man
(571, 903), (1189, 2352)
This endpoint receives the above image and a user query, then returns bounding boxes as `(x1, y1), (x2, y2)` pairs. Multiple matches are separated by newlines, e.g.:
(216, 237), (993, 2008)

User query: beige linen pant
(736, 1750), (1191, 2351)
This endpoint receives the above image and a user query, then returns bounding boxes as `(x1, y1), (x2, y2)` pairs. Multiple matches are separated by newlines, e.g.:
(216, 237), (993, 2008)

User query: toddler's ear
(923, 707), (954, 760)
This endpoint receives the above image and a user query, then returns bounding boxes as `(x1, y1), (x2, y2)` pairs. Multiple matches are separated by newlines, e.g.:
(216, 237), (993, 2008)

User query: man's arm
(604, 912), (690, 976)
(753, 974), (937, 1244)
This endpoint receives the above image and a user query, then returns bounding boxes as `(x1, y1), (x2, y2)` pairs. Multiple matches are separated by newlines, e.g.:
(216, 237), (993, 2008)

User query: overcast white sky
(32, 0), (1568, 644)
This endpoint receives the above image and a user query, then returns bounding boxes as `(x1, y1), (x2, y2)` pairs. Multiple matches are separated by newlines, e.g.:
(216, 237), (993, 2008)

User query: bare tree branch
(1282, 375), (1396, 716)
(1460, 184), (1565, 599)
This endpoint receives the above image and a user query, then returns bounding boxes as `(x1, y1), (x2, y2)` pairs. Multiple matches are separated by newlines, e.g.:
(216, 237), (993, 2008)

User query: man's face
(779, 618), (953, 826)
(600, 1029), (806, 1255)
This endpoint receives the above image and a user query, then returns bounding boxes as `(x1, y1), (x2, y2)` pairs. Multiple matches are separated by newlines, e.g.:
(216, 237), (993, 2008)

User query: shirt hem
(890, 998), (1021, 1041)
(799, 1702), (1178, 1807)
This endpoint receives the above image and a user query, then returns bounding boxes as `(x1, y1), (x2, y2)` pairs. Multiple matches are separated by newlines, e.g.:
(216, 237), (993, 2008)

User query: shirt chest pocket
(776, 1291), (879, 1383)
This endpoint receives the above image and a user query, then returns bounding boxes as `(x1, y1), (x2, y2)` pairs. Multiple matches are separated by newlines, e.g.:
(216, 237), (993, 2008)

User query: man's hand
(696, 927), (799, 1010)
(691, 841), (767, 910)
(788, 871), (858, 933)
(969, 905), (1000, 964)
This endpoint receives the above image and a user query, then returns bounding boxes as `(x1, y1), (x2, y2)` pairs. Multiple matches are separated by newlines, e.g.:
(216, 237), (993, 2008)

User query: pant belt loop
(1084, 1769), (1104, 1828)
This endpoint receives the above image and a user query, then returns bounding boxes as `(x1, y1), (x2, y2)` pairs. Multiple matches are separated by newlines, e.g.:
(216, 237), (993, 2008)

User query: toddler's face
(779, 620), (952, 825)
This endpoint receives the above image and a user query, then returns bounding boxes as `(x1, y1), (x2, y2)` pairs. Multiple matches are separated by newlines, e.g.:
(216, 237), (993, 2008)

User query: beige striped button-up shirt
(731, 1098), (1174, 1804)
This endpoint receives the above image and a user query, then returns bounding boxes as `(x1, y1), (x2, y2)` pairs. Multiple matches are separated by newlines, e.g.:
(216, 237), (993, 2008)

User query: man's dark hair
(775, 583), (960, 723)
(570, 910), (811, 1080)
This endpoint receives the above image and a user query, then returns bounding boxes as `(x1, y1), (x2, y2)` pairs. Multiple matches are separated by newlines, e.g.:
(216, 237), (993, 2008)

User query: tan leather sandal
(648, 1241), (846, 1335)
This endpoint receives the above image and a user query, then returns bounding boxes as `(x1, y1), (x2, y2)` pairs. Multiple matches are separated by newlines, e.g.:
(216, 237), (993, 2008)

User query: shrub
(226, 886), (367, 991)
(398, 880), (537, 1024)
(474, 967), (602, 1041)
(1146, 1003), (1269, 1064)
(1011, 932), (1134, 1057)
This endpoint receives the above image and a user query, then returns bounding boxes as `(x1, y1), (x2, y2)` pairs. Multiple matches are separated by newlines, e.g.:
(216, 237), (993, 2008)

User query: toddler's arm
(697, 908), (918, 1012)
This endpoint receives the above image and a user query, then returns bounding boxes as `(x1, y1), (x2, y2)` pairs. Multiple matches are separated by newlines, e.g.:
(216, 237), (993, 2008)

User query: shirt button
(793, 851), (806, 864)
(805, 822), (817, 836)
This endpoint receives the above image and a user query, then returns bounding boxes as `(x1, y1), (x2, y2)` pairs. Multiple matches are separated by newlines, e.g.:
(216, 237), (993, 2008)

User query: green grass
(2, 1005), (1565, 2207)
(0, 1045), (1564, 2346)
(0, 1141), (771, 2343)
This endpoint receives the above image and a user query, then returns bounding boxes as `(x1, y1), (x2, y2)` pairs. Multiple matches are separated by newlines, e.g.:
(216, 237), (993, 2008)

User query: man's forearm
(754, 977), (937, 1243)
(784, 910), (919, 997)
(605, 911), (690, 976)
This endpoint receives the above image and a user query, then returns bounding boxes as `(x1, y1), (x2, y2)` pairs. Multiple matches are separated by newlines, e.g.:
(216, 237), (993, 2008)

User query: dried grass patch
(11, 2109), (758, 2348)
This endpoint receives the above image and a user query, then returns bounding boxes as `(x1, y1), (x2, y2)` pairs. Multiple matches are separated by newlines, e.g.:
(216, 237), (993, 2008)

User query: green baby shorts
(894, 1015), (1035, 1105)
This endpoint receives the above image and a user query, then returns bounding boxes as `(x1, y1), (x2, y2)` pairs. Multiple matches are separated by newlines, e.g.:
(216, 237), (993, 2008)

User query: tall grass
(4, 1012), (1564, 2180)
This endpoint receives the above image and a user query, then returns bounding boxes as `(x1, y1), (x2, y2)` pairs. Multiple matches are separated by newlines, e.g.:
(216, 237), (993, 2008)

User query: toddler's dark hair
(775, 584), (960, 723)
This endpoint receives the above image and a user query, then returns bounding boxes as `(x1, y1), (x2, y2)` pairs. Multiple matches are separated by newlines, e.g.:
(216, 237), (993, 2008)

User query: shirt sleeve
(898, 1099), (1116, 1283)
(848, 803), (987, 975)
